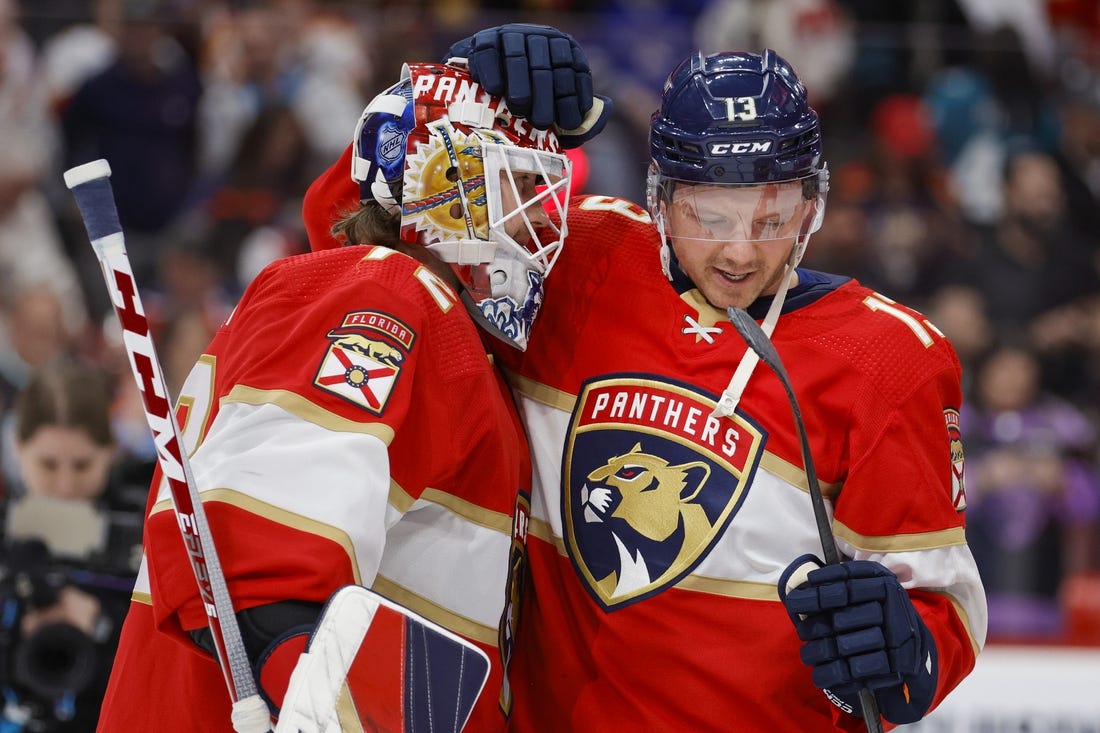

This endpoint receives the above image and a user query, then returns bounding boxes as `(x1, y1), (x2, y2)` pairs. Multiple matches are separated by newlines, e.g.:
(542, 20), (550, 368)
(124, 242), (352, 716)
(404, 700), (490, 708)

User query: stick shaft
(64, 161), (262, 714)
(727, 307), (883, 733)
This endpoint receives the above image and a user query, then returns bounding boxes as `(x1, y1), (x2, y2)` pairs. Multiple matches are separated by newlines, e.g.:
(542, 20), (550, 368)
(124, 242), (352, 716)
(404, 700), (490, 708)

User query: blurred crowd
(1, 1), (1099, 721)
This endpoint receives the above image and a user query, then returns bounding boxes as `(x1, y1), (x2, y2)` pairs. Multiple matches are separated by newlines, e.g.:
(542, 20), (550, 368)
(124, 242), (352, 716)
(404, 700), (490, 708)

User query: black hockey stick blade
(727, 307), (884, 733)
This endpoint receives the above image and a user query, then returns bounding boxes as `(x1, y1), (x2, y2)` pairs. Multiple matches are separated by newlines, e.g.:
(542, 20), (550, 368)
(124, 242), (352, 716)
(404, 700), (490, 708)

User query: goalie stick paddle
(727, 307), (884, 733)
(64, 160), (272, 733)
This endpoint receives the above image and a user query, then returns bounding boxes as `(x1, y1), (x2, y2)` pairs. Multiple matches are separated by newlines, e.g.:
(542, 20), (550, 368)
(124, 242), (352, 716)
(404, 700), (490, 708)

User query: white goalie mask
(352, 61), (572, 351)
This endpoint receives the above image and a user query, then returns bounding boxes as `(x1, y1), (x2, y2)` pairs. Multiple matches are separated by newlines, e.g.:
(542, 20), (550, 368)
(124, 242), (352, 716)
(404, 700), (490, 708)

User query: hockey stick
(727, 307), (884, 733)
(64, 160), (272, 733)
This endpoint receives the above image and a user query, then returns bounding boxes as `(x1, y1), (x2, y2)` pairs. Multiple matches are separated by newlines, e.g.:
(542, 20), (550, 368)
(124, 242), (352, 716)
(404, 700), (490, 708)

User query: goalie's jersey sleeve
(498, 196), (987, 732)
(96, 245), (527, 733)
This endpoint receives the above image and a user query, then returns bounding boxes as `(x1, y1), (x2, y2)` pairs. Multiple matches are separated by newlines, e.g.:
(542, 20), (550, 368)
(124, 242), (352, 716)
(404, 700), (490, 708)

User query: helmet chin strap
(655, 211), (673, 280)
(426, 239), (497, 265)
(711, 234), (807, 419)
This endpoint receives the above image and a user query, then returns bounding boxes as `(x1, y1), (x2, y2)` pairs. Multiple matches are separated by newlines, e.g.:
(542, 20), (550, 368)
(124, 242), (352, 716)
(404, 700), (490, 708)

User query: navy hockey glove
(445, 23), (612, 147)
(779, 555), (939, 725)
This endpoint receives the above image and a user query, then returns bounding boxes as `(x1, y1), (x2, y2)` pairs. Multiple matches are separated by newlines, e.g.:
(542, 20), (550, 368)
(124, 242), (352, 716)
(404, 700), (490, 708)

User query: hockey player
(497, 49), (986, 731)
(95, 59), (577, 732)
(303, 29), (986, 732)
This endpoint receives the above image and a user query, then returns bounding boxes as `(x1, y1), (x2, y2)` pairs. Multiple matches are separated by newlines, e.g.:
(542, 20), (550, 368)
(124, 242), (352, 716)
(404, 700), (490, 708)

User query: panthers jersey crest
(564, 375), (766, 610)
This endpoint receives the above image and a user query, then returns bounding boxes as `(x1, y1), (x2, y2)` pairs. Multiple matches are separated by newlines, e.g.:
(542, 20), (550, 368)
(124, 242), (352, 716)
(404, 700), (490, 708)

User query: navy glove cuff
(825, 621), (937, 724)
(875, 619), (937, 724)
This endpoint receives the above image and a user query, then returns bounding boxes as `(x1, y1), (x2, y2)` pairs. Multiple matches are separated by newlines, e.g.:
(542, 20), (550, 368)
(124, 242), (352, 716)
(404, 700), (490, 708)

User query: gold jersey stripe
(833, 521), (968, 552)
(528, 515), (564, 552)
(222, 385), (396, 443)
(151, 488), (364, 584)
(505, 370), (574, 410)
(418, 487), (513, 534)
(945, 591), (984, 658)
(759, 452), (841, 497)
(677, 574), (779, 600)
(388, 481), (511, 533)
(387, 477), (415, 513)
(371, 575), (499, 647)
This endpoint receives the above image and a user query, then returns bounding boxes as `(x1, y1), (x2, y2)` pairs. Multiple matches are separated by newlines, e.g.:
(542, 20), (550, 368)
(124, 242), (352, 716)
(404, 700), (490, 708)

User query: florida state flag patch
(944, 408), (967, 511)
(313, 311), (414, 414)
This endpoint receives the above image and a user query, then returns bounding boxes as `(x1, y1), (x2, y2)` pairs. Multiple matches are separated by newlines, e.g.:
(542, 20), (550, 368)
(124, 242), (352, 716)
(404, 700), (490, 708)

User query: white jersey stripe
(378, 498), (512, 632)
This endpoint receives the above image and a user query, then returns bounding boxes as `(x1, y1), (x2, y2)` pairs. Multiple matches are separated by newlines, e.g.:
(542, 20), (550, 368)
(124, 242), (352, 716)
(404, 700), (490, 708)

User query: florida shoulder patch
(944, 408), (966, 511)
(313, 311), (415, 414)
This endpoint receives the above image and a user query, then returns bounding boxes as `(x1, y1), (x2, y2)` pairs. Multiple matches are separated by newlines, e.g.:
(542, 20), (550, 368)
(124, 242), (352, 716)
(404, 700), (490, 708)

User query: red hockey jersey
(97, 246), (529, 732)
(497, 196), (986, 732)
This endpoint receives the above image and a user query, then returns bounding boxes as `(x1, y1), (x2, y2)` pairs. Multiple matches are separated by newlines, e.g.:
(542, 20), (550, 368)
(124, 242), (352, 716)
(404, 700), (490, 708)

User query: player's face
(498, 170), (549, 245)
(670, 232), (795, 310)
(16, 425), (113, 500)
(453, 142), (568, 351)
(668, 182), (804, 309)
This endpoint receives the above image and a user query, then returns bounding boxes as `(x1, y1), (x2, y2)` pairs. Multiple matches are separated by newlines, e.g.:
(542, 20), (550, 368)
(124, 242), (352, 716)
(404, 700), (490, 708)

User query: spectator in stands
(59, 0), (201, 285)
(923, 283), (995, 395)
(961, 342), (1100, 641)
(199, 103), (312, 290)
(1050, 58), (1100, 239)
(955, 146), (1096, 328)
(0, 0), (88, 331)
(0, 287), (79, 491)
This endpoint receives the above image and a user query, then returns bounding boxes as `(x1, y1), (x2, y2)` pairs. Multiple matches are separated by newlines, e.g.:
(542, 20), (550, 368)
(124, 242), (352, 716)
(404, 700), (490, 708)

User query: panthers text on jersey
(96, 245), (528, 732)
(497, 195), (987, 732)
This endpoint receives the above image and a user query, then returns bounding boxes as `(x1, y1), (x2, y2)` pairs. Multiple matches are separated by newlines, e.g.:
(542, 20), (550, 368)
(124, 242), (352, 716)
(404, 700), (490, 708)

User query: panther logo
(565, 376), (764, 610)
(580, 443), (715, 600)
(326, 331), (405, 367)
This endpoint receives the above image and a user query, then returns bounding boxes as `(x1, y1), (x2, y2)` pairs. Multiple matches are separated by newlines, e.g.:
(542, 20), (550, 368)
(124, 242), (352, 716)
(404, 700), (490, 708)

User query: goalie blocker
(276, 587), (489, 733)
(188, 588), (489, 733)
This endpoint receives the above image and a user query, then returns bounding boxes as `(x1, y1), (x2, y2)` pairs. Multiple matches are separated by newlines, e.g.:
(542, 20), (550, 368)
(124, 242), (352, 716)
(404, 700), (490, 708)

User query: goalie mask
(352, 61), (571, 351)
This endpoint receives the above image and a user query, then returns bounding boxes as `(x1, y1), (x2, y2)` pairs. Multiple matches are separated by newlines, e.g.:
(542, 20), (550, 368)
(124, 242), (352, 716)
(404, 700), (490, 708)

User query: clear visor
(662, 173), (823, 243)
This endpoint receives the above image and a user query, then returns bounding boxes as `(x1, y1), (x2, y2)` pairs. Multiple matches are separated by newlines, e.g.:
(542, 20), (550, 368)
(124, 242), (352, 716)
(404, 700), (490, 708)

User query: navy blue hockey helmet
(351, 76), (415, 210)
(649, 49), (822, 185)
(647, 49), (828, 270)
